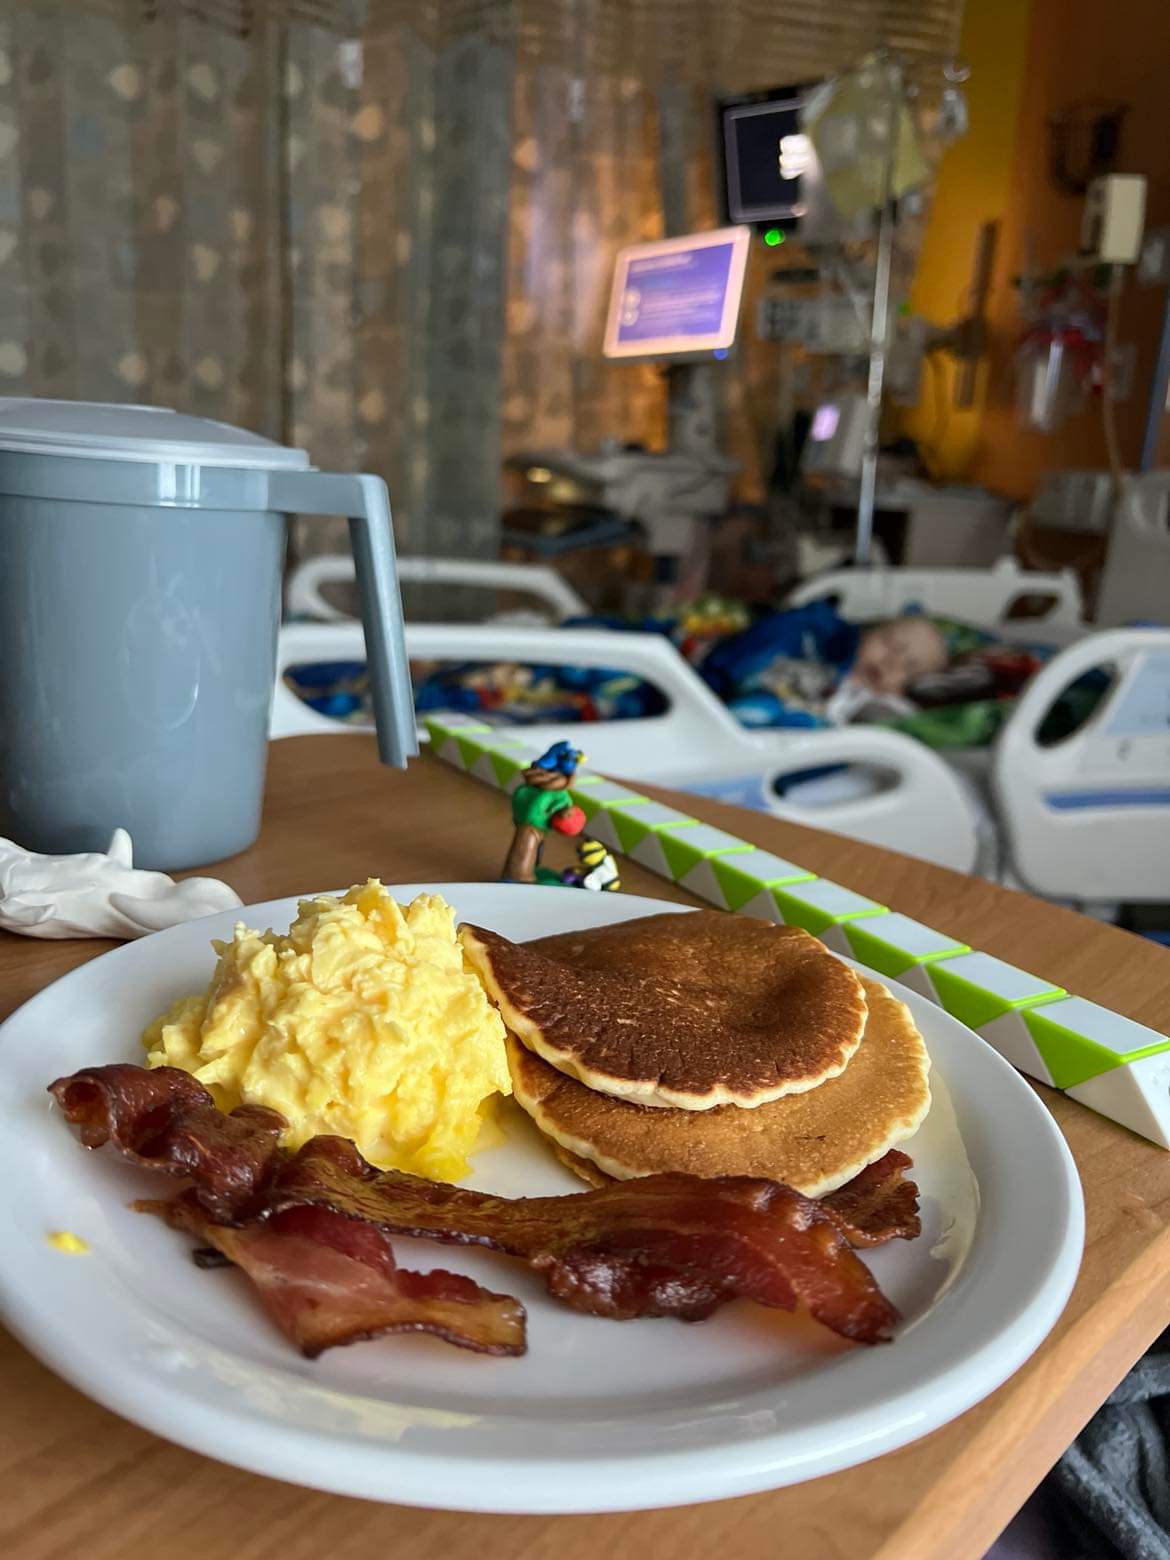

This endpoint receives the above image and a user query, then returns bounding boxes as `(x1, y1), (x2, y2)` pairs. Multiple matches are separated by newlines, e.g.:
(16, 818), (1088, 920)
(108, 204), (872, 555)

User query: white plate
(0, 884), (1083, 1514)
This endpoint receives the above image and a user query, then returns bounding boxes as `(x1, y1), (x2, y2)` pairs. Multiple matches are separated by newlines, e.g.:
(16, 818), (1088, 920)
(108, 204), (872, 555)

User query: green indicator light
(763, 227), (785, 247)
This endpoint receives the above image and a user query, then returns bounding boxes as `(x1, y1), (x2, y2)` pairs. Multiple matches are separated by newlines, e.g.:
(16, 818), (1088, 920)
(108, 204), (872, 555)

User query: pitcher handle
(267, 471), (418, 767)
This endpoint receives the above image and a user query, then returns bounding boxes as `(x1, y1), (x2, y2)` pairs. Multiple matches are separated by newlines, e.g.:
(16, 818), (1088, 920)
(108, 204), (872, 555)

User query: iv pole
(854, 61), (901, 566)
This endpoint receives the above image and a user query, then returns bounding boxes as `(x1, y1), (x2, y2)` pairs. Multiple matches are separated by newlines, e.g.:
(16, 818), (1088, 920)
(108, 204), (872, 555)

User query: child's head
(853, 617), (948, 696)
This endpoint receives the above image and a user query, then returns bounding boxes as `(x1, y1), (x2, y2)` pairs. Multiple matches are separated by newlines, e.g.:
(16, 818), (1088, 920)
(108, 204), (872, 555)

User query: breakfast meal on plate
(142, 882), (511, 1182)
(462, 912), (869, 1109)
(47, 885), (934, 1364)
(49, 1063), (917, 1355)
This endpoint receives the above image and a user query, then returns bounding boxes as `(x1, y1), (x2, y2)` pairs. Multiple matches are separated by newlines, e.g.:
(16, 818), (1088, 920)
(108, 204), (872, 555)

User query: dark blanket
(1047, 1331), (1170, 1560)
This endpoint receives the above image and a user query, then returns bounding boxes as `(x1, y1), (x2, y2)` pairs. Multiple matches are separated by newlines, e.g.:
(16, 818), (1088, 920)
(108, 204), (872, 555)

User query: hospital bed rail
(288, 554), (588, 625)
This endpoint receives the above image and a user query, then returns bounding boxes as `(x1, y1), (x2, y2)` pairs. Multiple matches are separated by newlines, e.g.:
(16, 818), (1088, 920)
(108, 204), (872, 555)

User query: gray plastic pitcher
(0, 398), (417, 870)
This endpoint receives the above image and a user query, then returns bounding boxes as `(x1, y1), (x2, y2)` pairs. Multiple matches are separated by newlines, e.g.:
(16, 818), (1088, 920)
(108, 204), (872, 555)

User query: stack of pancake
(462, 910), (931, 1198)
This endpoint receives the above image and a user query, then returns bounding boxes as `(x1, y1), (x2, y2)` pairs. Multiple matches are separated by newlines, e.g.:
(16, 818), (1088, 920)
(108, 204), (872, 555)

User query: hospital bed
(277, 556), (980, 874)
(274, 617), (980, 873)
(275, 556), (1170, 899)
(785, 559), (1170, 903)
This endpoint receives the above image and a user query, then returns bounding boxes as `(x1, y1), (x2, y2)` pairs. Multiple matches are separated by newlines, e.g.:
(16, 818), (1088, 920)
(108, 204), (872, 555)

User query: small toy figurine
(500, 742), (622, 891)
(500, 744), (588, 884)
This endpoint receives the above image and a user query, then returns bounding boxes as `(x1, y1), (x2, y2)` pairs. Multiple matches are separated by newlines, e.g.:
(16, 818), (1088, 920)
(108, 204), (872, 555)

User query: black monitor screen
(720, 89), (810, 225)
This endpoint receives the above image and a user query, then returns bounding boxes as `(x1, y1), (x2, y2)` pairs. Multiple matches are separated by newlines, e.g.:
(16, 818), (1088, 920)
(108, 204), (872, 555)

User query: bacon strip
(821, 1150), (921, 1247)
(269, 1138), (899, 1342)
(48, 1065), (283, 1222)
(51, 1065), (903, 1346)
(143, 1197), (526, 1358)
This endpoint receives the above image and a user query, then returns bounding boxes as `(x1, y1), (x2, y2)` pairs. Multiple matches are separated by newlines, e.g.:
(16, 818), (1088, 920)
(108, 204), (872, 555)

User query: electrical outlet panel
(1081, 174), (1147, 264)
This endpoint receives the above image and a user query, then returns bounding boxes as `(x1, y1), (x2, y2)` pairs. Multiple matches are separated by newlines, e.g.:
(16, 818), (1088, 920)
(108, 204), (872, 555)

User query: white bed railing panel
(787, 557), (1083, 628)
(994, 628), (1170, 901)
(287, 555), (588, 625)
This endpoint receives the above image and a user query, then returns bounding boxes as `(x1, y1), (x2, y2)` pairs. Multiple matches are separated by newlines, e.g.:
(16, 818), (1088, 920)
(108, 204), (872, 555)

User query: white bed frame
(275, 556), (1170, 899)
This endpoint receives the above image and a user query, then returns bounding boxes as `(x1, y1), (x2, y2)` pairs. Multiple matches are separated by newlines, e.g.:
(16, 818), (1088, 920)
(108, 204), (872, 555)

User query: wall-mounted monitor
(602, 226), (751, 361)
(719, 85), (816, 227)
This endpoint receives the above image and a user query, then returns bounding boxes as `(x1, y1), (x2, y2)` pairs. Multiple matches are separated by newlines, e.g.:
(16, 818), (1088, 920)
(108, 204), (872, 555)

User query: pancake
(461, 910), (867, 1110)
(508, 976), (931, 1197)
(552, 1141), (617, 1189)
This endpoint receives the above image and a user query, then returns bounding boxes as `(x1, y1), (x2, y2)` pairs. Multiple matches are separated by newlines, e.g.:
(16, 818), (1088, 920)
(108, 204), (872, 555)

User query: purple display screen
(810, 403), (841, 441)
(614, 241), (737, 345)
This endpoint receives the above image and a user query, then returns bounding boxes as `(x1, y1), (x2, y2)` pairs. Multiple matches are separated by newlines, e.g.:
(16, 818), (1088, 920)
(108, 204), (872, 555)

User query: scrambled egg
(142, 882), (510, 1182)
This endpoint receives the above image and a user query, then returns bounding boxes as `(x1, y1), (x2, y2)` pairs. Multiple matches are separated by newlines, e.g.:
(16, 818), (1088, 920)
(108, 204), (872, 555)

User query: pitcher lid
(0, 398), (312, 470)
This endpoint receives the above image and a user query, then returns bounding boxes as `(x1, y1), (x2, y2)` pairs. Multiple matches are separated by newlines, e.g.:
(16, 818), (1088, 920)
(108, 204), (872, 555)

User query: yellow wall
(899, 0), (1033, 478)
(973, 0), (1170, 496)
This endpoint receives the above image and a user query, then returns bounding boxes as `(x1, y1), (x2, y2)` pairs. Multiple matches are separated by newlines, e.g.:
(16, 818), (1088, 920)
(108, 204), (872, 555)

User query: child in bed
(698, 598), (950, 728)
(697, 598), (1065, 745)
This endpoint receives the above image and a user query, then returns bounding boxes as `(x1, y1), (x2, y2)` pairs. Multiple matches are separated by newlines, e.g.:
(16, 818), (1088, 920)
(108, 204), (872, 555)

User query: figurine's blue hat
(532, 739), (583, 776)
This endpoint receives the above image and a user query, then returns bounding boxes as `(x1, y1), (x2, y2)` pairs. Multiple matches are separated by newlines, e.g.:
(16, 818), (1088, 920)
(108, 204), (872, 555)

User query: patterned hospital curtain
(283, 15), (359, 484)
(289, 2), (514, 559)
(0, 1), (283, 436)
(0, 0), (513, 561)
(502, 0), (667, 462)
(354, 3), (514, 559)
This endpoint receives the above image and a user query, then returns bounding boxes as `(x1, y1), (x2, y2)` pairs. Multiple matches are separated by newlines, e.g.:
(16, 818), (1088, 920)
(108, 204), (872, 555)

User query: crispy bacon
(48, 1064), (283, 1222)
(266, 1137), (898, 1343)
(821, 1150), (921, 1248)
(50, 1065), (904, 1346)
(142, 1196), (526, 1358)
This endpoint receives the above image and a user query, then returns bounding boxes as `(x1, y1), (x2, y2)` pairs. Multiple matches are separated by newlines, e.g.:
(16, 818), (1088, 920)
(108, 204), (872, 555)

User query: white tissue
(0, 829), (242, 940)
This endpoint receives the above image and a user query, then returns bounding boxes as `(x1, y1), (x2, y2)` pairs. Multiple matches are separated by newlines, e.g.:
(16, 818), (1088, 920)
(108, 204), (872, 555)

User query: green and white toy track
(425, 713), (1170, 1151)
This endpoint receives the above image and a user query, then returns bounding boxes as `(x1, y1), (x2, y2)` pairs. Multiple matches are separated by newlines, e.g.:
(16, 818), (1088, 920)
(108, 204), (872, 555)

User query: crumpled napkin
(0, 828), (242, 939)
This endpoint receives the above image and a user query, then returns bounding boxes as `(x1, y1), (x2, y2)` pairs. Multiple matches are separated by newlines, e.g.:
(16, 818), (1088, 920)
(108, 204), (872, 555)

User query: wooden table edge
(3, 735), (1170, 1560)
